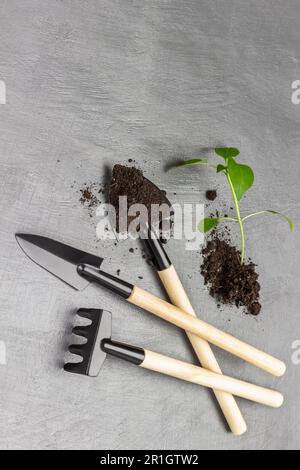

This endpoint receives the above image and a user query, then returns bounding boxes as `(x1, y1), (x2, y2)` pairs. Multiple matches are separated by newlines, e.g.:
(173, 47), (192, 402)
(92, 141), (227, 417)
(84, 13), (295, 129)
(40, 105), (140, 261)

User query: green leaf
(215, 147), (240, 159)
(227, 158), (254, 201)
(198, 218), (219, 233)
(175, 158), (209, 168)
(217, 164), (226, 173)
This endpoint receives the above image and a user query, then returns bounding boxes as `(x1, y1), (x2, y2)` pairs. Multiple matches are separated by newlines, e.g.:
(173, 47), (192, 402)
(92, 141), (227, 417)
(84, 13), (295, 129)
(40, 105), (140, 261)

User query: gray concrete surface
(0, 0), (300, 450)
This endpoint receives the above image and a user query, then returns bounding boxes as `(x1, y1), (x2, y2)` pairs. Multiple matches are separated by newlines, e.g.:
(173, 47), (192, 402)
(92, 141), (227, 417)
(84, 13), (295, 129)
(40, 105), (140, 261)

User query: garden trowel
(109, 164), (246, 434)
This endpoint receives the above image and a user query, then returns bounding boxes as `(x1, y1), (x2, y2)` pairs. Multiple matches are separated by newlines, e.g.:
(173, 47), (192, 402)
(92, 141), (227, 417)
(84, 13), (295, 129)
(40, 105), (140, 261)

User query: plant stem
(242, 211), (269, 222)
(218, 216), (238, 223)
(241, 210), (294, 231)
(226, 172), (245, 264)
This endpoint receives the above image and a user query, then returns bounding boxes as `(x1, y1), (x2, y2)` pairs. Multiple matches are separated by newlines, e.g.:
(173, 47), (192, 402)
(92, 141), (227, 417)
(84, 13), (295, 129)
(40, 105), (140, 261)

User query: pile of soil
(109, 164), (169, 232)
(201, 236), (261, 315)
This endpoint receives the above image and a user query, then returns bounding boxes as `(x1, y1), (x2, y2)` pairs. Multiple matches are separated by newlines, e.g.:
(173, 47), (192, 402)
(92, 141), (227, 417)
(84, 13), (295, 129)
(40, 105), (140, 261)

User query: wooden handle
(158, 265), (247, 435)
(128, 286), (286, 377)
(142, 350), (283, 408)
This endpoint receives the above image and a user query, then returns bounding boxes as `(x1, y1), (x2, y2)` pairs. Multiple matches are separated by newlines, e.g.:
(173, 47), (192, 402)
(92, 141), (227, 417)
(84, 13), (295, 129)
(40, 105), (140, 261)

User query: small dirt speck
(206, 190), (217, 201)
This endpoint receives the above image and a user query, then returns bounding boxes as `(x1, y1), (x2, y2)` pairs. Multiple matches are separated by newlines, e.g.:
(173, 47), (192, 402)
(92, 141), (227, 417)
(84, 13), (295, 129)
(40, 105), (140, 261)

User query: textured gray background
(0, 0), (299, 450)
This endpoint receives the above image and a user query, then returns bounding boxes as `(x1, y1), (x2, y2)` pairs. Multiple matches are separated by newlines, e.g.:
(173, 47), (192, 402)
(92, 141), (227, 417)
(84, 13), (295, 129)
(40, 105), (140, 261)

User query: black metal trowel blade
(15, 234), (103, 290)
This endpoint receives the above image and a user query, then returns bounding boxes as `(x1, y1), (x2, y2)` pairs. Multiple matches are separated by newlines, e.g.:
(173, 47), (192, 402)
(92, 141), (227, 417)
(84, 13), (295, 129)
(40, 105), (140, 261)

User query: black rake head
(64, 309), (112, 377)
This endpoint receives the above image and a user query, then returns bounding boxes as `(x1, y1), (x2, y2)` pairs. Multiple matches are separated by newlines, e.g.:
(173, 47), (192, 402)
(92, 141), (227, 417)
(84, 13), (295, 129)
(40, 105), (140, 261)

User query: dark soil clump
(206, 190), (217, 201)
(201, 237), (261, 315)
(109, 164), (169, 233)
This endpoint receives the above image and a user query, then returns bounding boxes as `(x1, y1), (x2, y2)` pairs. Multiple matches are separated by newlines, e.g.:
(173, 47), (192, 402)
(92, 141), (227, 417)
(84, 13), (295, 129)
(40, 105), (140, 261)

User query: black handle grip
(77, 264), (134, 299)
(101, 339), (145, 365)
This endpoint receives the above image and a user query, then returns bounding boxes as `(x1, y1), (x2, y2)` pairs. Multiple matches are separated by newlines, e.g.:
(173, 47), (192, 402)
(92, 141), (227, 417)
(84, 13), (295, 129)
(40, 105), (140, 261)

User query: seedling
(176, 148), (293, 264)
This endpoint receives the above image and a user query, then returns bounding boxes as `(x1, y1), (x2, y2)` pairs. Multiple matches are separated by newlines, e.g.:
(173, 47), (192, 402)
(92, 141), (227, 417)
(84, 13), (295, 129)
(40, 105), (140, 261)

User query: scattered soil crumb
(80, 185), (99, 207)
(206, 190), (217, 201)
(141, 249), (155, 267)
(78, 182), (109, 220)
(201, 235), (261, 315)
